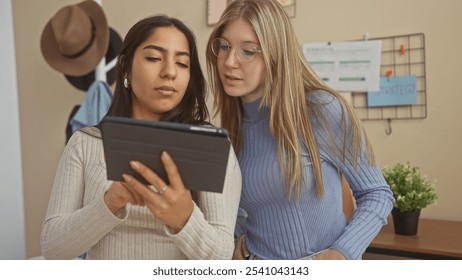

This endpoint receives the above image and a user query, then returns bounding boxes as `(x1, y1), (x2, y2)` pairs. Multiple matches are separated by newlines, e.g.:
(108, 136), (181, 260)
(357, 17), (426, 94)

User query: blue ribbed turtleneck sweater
(235, 91), (394, 260)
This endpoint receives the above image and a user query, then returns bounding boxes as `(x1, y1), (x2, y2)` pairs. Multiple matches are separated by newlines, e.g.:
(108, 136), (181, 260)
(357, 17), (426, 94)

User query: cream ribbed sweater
(41, 127), (241, 260)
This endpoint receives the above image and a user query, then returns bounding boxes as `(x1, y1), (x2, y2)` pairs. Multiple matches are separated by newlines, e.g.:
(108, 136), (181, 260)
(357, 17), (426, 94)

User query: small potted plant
(382, 161), (438, 235)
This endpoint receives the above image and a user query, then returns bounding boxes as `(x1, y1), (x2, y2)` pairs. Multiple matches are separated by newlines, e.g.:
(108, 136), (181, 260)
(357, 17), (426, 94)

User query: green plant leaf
(383, 161), (437, 212)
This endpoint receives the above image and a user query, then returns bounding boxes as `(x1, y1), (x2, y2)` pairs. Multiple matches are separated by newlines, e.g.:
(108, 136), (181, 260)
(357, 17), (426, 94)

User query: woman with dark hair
(107, 16), (208, 124)
(41, 15), (241, 260)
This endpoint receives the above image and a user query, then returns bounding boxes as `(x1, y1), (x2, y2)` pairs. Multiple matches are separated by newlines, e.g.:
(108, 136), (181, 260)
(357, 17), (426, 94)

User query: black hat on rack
(64, 27), (122, 91)
(40, 0), (109, 76)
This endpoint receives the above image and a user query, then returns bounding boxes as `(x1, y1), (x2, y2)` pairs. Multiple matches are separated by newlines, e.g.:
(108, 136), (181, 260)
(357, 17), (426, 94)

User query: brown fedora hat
(64, 27), (122, 91)
(41, 0), (109, 76)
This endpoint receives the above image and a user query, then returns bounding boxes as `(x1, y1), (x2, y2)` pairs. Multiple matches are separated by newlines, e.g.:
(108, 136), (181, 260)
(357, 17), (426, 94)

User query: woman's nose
(224, 48), (239, 67)
(160, 59), (176, 79)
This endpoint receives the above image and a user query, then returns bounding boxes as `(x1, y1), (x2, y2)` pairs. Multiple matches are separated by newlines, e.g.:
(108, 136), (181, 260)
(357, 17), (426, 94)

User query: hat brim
(64, 28), (122, 91)
(41, 1), (109, 76)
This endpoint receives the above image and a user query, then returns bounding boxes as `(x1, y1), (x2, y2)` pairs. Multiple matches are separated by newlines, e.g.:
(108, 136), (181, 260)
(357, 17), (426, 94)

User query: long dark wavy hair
(106, 15), (209, 124)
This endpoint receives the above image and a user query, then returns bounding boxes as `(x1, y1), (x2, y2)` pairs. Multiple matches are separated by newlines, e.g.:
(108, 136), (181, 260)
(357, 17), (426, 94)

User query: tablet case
(101, 116), (230, 193)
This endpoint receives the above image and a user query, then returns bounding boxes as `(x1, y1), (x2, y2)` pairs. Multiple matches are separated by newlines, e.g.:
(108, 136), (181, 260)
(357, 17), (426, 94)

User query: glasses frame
(211, 38), (262, 63)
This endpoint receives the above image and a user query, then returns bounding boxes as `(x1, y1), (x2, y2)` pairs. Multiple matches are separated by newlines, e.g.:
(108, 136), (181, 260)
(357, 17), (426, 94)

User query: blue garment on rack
(70, 80), (113, 132)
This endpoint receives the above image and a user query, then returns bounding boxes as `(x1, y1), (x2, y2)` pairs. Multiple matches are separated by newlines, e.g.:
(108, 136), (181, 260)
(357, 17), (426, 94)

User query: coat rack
(94, 0), (106, 82)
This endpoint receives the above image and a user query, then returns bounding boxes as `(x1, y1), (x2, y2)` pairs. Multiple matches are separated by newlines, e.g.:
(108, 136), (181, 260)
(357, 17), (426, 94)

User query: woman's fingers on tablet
(122, 173), (166, 207)
(127, 161), (170, 196)
(160, 151), (185, 191)
(124, 158), (193, 231)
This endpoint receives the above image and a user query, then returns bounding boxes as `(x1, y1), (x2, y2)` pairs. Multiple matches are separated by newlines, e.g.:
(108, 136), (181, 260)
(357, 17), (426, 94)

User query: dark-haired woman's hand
(104, 181), (145, 214)
(122, 151), (194, 233)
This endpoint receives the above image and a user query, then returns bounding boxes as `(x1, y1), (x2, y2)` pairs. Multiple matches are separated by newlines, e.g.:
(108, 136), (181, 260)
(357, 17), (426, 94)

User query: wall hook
(363, 32), (369, 41)
(385, 118), (392, 135)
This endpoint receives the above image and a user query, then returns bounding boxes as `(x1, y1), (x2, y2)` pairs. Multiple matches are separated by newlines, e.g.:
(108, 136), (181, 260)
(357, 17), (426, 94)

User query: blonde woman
(206, 0), (394, 260)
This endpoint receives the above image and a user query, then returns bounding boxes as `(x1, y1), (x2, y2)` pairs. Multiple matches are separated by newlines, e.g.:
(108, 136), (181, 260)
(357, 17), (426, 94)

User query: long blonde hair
(206, 0), (375, 198)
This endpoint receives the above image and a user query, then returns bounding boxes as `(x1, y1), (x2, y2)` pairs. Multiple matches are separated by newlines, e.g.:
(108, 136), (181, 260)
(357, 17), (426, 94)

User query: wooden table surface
(367, 217), (462, 259)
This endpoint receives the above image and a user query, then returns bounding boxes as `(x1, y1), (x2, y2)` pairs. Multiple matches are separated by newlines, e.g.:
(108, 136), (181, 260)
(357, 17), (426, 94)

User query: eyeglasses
(211, 38), (262, 63)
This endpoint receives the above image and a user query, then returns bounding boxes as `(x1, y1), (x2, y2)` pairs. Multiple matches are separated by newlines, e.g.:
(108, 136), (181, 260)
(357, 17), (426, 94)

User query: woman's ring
(158, 185), (168, 194)
(148, 184), (159, 194)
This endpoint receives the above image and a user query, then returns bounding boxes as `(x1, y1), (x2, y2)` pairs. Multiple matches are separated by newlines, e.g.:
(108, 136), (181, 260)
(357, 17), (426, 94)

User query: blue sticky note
(367, 76), (417, 107)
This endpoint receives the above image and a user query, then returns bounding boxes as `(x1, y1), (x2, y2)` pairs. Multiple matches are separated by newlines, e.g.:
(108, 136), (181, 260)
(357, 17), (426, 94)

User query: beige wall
(12, 0), (462, 258)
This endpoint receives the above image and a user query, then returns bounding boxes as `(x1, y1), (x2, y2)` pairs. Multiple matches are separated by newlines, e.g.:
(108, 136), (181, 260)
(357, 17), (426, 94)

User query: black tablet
(100, 116), (230, 193)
